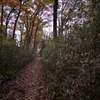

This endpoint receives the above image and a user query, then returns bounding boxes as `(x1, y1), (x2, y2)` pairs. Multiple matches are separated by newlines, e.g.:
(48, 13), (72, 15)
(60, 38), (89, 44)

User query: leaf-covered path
(0, 57), (50, 100)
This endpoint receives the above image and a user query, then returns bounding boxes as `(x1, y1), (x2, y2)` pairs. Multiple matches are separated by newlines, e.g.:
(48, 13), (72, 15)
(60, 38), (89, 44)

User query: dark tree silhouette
(53, 0), (58, 41)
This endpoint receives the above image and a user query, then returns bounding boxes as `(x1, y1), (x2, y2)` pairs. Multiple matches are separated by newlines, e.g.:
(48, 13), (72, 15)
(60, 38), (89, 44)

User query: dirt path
(0, 57), (50, 100)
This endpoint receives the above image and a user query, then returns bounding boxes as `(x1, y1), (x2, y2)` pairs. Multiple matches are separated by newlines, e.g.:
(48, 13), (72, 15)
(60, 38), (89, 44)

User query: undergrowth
(0, 38), (36, 84)
(42, 27), (100, 100)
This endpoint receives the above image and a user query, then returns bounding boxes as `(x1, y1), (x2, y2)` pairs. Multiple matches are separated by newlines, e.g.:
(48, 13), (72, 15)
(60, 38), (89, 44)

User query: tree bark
(28, 8), (41, 47)
(53, 0), (58, 41)
(13, 10), (21, 39)
(5, 5), (17, 38)
(19, 21), (24, 45)
(33, 22), (39, 54)
(0, 4), (3, 38)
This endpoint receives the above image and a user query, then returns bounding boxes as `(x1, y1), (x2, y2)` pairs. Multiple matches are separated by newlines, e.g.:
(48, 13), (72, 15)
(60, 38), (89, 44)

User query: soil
(0, 57), (50, 100)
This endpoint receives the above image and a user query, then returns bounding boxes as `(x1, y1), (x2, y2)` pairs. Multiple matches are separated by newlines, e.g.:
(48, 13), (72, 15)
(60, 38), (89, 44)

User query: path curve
(0, 57), (50, 100)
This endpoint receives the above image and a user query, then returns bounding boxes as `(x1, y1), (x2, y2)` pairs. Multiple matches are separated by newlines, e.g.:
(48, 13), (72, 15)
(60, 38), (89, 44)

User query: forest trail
(0, 57), (49, 100)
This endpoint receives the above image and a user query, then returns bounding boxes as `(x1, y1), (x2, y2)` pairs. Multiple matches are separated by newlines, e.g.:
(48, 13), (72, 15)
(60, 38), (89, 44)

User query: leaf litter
(0, 57), (50, 100)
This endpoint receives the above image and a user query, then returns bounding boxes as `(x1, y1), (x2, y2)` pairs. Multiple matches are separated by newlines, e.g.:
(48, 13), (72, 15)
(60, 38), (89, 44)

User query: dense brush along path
(0, 57), (50, 100)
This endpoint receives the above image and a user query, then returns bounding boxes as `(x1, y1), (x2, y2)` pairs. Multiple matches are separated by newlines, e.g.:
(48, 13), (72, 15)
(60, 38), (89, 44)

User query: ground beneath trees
(0, 57), (50, 100)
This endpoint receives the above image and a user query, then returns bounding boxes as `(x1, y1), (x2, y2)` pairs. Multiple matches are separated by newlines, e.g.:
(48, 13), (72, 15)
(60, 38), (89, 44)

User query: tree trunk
(0, 4), (3, 38)
(29, 8), (40, 44)
(13, 10), (21, 39)
(26, 20), (30, 48)
(53, 0), (58, 41)
(19, 21), (24, 45)
(5, 5), (17, 38)
(58, 1), (63, 38)
(33, 22), (39, 54)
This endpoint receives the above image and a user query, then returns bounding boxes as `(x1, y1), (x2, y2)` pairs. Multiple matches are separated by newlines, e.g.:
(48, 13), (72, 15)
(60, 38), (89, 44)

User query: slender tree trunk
(5, 5), (17, 38)
(26, 20), (30, 48)
(59, 1), (63, 38)
(20, 31), (22, 44)
(24, 19), (29, 47)
(30, 8), (40, 37)
(13, 10), (21, 39)
(58, 19), (61, 37)
(19, 22), (24, 45)
(28, 8), (40, 46)
(33, 22), (39, 54)
(0, 4), (3, 37)
(28, 8), (38, 35)
(53, 0), (58, 41)
(60, 15), (63, 38)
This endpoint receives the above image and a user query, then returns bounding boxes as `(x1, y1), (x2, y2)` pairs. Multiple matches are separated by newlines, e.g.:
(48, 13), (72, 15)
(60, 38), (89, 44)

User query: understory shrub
(42, 27), (100, 100)
(0, 38), (35, 84)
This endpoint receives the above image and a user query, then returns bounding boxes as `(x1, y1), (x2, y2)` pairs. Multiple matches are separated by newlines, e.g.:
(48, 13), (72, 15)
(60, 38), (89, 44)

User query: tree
(5, 5), (17, 38)
(23, 1), (44, 48)
(0, 0), (4, 40)
(13, 10), (21, 39)
(53, 0), (58, 41)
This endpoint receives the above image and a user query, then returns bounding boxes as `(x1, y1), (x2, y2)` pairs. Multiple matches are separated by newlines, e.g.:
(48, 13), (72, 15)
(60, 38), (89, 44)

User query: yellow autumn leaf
(66, 12), (69, 16)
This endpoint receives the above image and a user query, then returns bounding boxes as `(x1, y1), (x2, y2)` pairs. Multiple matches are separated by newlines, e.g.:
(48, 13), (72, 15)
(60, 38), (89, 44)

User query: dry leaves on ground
(0, 57), (50, 100)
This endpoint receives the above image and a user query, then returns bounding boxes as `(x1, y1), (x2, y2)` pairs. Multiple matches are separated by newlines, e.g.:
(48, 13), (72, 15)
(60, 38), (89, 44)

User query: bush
(0, 38), (35, 84)
(42, 27), (100, 99)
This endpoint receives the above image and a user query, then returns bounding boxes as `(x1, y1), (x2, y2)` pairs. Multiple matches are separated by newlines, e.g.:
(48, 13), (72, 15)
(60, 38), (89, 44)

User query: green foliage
(0, 38), (35, 84)
(42, 1), (100, 99)
(42, 24), (100, 99)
